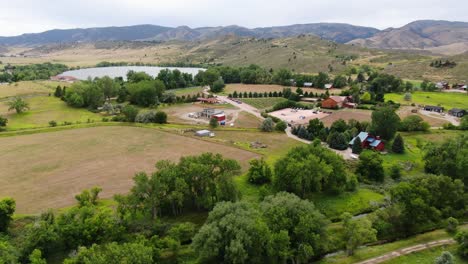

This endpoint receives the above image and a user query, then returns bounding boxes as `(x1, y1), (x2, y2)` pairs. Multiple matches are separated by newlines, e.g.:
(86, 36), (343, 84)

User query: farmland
(0, 80), (65, 99)
(224, 83), (345, 96)
(320, 108), (372, 126)
(239, 97), (288, 110)
(0, 126), (260, 214)
(385, 91), (468, 109)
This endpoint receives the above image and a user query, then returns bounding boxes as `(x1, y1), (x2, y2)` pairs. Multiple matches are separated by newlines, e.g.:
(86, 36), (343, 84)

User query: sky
(1, 0), (468, 36)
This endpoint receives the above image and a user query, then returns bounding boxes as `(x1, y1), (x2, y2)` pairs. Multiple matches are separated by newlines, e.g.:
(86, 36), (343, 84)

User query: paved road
(355, 239), (455, 264)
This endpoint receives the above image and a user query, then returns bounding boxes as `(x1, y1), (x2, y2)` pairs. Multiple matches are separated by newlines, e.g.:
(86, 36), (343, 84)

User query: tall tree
(356, 150), (385, 182)
(0, 198), (15, 232)
(6, 97), (29, 114)
(370, 107), (401, 140)
(342, 213), (377, 256)
(352, 137), (363, 154)
(392, 134), (405, 154)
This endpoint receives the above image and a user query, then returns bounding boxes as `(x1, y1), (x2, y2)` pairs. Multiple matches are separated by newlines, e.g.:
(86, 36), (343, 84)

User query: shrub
(209, 118), (219, 129)
(446, 217), (459, 234)
(0, 116), (7, 131)
(392, 134), (405, 154)
(260, 118), (275, 132)
(247, 158), (272, 185)
(390, 165), (401, 180)
(135, 110), (167, 124)
(122, 105), (139, 122)
(455, 231), (468, 259)
(48, 120), (57, 127)
(275, 121), (287, 132)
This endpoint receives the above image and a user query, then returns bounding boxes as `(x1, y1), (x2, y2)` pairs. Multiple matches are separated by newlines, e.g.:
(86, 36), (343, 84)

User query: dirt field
(224, 84), (345, 96)
(269, 108), (330, 125)
(397, 106), (450, 127)
(0, 126), (259, 214)
(320, 109), (372, 126)
(162, 103), (240, 125)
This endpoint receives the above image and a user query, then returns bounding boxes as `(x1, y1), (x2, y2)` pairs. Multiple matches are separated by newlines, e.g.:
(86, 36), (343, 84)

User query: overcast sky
(1, 0), (467, 36)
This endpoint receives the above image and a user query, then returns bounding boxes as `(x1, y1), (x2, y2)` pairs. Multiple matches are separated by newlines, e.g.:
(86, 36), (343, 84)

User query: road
(419, 110), (460, 126)
(355, 239), (455, 264)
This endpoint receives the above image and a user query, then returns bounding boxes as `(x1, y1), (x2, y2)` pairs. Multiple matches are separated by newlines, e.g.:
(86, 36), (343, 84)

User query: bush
(247, 158), (272, 185)
(390, 165), (401, 180)
(122, 105), (139, 122)
(209, 118), (219, 129)
(399, 115), (430, 132)
(455, 231), (468, 259)
(48, 120), (57, 127)
(392, 134), (405, 154)
(275, 121), (287, 132)
(260, 118), (275, 132)
(0, 116), (8, 131)
(446, 217), (459, 234)
(135, 110), (168, 124)
(327, 132), (348, 150)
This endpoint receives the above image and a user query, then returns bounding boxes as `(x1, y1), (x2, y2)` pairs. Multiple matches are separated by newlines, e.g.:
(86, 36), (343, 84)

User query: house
(349, 132), (385, 151)
(195, 130), (214, 137)
(50, 75), (78, 83)
(212, 113), (226, 125)
(436, 82), (449, 90)
(324, 84), (333, 89)
(197, 97), (219, 104)
(449, 108), (466, 117)
(424, 105), (444, 113)
(303, 82), (313, 87)
(321, 96), (347, 109)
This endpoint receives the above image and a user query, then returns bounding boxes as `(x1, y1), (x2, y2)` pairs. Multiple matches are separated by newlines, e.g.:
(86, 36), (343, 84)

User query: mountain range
(1, 20), (468, 54)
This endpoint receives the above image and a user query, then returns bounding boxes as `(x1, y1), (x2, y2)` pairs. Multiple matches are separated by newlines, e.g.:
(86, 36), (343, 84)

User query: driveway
(420, 110), (460, 126)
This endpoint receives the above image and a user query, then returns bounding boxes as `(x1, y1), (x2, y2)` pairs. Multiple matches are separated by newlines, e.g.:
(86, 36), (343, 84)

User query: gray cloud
(1, 0), (467, 36)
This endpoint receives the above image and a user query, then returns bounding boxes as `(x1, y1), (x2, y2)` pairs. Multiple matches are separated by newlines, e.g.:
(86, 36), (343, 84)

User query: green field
(383, 244), (467, 264)
(0, 96), (102, 129)
(172, 86), (204, 96)
(239, 97), (288, 110)
(386, 91), (468, 109)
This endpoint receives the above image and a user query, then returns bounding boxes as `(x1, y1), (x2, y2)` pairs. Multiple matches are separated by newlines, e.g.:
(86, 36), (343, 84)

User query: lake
(59, 66), (205, 81)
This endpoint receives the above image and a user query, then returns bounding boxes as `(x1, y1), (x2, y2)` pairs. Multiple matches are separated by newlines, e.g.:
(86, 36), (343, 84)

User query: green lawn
(386, 91), (468, 109)
(308, 188), (385, 221)
(0, 96), (102, 130)
(383, 244), (467, 264)
(239, 97), (288, 110)
(317, 225), (468, 264)
(172, 86), (204, 97)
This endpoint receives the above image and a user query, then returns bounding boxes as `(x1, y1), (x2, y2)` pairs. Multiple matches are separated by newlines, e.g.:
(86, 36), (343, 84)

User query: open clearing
(269, 108), (329, 125)
(386, 91), (468, 109)
(0, 126), (259, 214)
(239, 97), (288, 110)
(321, 109), (372, 126)
(0, 80), (66, 99)
(0, 96), (102, 129)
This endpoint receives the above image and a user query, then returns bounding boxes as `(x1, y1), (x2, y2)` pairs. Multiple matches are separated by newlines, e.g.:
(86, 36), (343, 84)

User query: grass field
(317, 225), (468, 264)
(382, 244), (466, 264)
(0, 96), (102, 129)
(0, 80), (67, 99)
(239, 97), (288, 110)
(0, 126), (259, 214)
(386, 91), (468, 109)
(172, 86), (204, 97)
(233, 111), (262, 128)
(224, 84), (345, 96)
(308, 188), (385, 220)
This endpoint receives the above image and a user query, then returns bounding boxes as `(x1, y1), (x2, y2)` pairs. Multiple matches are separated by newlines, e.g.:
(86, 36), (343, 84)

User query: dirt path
(355, 239), (455, 264)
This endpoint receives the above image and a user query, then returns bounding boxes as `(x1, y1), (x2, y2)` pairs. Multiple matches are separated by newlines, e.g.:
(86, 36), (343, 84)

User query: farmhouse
(424, 105), (444, 113)
(349, 132), (385, 151)
(321, 96), (348, 109)
(449, 108), (466, 117)
(197, 97), (219, 104)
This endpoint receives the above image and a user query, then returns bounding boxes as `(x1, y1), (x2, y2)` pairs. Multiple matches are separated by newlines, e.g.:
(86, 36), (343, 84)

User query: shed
(424, 105), (444, 113)
(449, 108), (466, 117)
(195, 130), (214, 137)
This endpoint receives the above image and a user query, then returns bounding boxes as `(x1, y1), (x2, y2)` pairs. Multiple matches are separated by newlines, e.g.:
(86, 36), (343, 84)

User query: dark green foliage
(275, 121), (287, 132)
(399, 115), (430, 132)
(370, 106), (400, 140)
(127, 80), (165, 107)
(54, 86), (63, 97)
(330, 119), (349, 133)
(455, 231), (468, 259)
(247, 158), (272, 185)
(167, 222), (196, 244)
(0, 198), (15, 233)
(64, 81), (104, 109)
(392, 134), (405, 154)
(333, 75), (348, 88)
(0, 116), (7, 131)
(126, 70), (153, 83)
(274, 143), (350, 196)
(209, 117), (219, 128)
(424, 135), (467, 187)
(352, 137), (363, 154)
(157, 68), (193, 89)
(0, 239), (18, 264)
(75, 187), (102, 207)
(29, 249), (47, 264)
(260, 118), (275, 132)
(390, 165), (402, 180)
(115, 153), (241, 222)
(211, 78), (226, 93)
(122, 105), (139, 122)
(356, 150), (384, 182)
(261, 192), (329, 263)
(135, 110), (168, 124)
(342, 213), (377, 256)
(0, 63), (68, 82)
(327, 132), (348, 150)
(446, 217), (459, 234)
(272, 68), (293, 86)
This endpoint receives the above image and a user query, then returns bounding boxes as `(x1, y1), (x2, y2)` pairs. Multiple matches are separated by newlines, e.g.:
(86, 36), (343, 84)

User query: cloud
(1, 0), (467, 36)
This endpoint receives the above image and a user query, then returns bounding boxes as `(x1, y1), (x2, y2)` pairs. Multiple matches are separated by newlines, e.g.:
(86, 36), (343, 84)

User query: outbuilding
(195, 130), (214, 137)
(449, 108), (466, 117)
(424, 105), (444, 113)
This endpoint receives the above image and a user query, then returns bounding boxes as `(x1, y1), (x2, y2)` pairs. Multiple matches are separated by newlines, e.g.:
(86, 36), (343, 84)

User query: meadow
(386, 91), (468, 109)
(0, 126), (260, 214)
(382, 244), (466, 264)
(239, 97), (288, 110)
(0, 80), (65, 99)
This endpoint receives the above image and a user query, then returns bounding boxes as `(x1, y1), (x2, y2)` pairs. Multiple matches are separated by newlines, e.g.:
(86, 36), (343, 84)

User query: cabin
(349, 132), (385, 151)
(321, 96), (347, 109)
(424, 105), (444, 113)
(449, 108), (466, 117)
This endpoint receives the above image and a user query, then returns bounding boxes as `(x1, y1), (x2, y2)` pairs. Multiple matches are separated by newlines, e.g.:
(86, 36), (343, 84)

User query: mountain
(348, 20), (468, 54)
(0, 23), (379, 46)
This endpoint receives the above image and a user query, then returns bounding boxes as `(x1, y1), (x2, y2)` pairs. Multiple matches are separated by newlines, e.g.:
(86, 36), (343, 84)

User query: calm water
(59, 66), (205, 81)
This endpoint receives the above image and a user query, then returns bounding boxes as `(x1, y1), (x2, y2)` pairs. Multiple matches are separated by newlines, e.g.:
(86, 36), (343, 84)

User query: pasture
(386, 91), (468, 109)
(239, 97), (288, 110)
(0, 80), (66, 99)
(0, 96), (102, 129)
(0, 126), (260, 214)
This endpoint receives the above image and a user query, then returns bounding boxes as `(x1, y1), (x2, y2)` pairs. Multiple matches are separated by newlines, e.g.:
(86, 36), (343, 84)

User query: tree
(97, 76), (119, 100)
(446, 217), (459, 234)
(307, 118), (325, 139)
(274, 143), (350, 196)
(122, 105), (139, 122)
(361, 92), (371, 102)
(435, 251), (454, 264)
(154, 111), (167, 124)
(455, 231), (468, 259)
(275, 121), (287, 132)
(390, 165), (401, 180)
(342, 213), (377, 256)
(370, 107), (401, 140)
(127, 80), (165, 107)
(404, 92), (412, 101)
(192, 202), (270, 264)
(29, 249), (47, 264)
(261, 192), (329, 263)
(352, 137), (363, 154)
(54, 86), (63, 97)
(327, 132), (348, 150)
(392, 134), (405, 154)
(0, 116), (7, 131)
(0, 198), (15, 232)
(0, 239), (18, 264)
(356, 150), (384, 182)
(209, 117), (219, 129)
(333, 75), (348, 88)
(6, 97), (30, 113)
(75, 187), (102, 207)
(260, 118), (275, 132)
(399, 115), (429, 132)
(247, 158), (272, 185)
(330, 119), (348, 133)
(211, 78), (226, 93)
